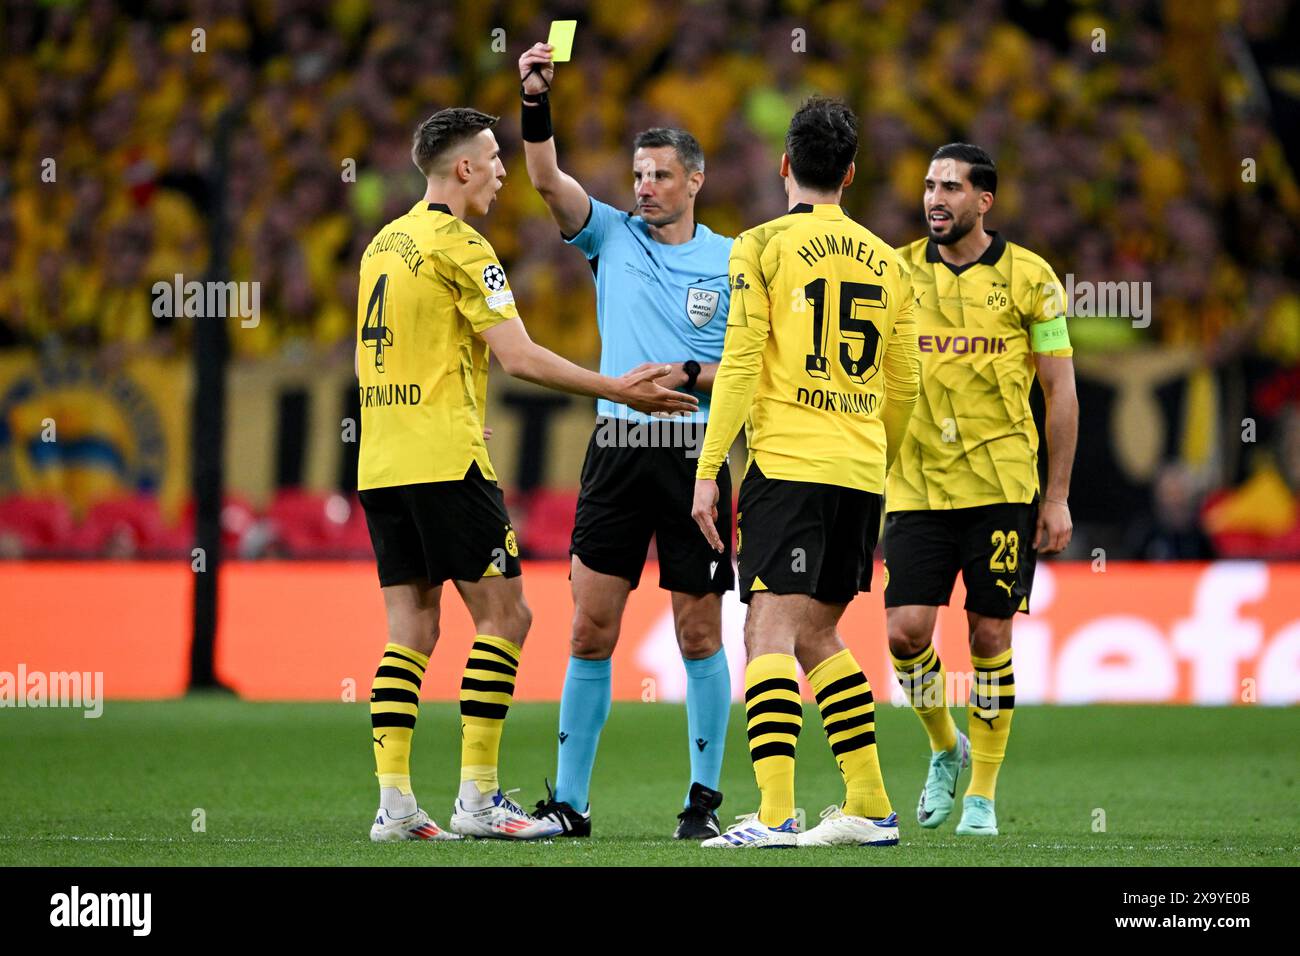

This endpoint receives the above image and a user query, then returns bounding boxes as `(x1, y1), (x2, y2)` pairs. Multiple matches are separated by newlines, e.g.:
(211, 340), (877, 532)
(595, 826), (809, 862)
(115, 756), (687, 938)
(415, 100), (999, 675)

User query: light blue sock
(554, 656), (612, 812)
(683, 646), (730, 805)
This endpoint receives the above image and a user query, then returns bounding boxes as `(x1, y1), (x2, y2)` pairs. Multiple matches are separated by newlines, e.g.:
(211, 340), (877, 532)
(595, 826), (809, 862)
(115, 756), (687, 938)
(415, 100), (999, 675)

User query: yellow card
(548, 20), (576, 62)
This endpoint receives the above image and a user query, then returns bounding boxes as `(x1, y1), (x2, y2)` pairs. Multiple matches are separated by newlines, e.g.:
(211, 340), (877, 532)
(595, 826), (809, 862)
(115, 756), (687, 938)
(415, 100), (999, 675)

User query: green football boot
(916, 730), (970, 828)
(955, 794), (999, 836)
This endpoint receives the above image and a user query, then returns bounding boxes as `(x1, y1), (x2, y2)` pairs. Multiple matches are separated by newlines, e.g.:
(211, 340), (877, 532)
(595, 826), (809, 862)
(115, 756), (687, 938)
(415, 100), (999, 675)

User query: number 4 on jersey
(363, 273), (393, 372)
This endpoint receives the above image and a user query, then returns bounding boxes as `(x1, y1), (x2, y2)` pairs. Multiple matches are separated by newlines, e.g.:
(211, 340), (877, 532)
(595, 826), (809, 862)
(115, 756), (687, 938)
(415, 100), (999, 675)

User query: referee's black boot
(532, 779), (592, 838)
(674, 782), (724, 839)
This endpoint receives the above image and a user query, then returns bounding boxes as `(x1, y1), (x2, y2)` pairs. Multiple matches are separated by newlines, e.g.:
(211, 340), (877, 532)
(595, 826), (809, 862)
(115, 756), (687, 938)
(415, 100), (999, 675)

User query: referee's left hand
(1035, 499), (1072, 554)
(692, 479), (724, 553)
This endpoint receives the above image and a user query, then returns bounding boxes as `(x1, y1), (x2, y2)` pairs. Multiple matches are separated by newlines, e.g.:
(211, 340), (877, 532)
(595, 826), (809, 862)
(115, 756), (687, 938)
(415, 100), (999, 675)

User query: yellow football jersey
(886, 233), (1072, 511)
(696, 203), (919, 494)
(356, 201), (518, 491)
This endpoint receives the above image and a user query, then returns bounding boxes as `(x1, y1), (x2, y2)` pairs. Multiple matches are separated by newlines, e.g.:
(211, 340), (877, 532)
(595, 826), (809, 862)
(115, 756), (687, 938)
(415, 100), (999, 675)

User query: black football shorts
(570, 418), (734, 594)
(735, 462), (882, 605)
(359, 462), (522, 588)
(883, 500), (1039, 618)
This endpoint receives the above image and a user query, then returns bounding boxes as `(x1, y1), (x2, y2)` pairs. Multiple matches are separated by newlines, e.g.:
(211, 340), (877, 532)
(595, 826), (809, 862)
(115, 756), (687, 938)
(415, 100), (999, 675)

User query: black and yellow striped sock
(891, 644), (958, 753)
(370, 642), (428, 793)
(810, 648), (893, 819)
(744, 654), (802, 827)
(459, 635), (521, 796)
(967, 648), (1015, 800)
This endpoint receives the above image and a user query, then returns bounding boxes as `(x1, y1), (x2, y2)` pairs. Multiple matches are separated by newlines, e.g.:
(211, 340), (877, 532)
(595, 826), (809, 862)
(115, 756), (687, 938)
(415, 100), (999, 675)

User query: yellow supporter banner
(0, 350), (190, 519)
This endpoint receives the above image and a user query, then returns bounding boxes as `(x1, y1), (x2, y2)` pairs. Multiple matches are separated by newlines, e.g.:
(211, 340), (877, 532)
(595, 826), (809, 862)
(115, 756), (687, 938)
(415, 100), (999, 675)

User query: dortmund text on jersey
(356, 202), (517, 491)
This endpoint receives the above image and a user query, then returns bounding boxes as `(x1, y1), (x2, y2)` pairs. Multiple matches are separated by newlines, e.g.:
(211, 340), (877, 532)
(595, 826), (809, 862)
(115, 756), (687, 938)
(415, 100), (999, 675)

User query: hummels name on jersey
(795, 233), (889, 274)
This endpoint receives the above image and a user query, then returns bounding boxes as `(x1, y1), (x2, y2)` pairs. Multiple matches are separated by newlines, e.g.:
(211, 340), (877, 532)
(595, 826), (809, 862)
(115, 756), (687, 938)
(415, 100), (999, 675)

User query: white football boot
(451, 788), (564, 839)
(798, 806), (900, 847)
(701, 812), (799, 849)
(370, 807), (460, 842)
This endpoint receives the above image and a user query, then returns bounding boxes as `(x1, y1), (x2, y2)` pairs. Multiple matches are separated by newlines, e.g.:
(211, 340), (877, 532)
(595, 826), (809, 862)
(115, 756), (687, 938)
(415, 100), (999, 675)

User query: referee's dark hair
(932, 143), (998, 195)
(785, 96), (858, 192)
(412, 108), (499, 176)
(633, 128), (705, 174)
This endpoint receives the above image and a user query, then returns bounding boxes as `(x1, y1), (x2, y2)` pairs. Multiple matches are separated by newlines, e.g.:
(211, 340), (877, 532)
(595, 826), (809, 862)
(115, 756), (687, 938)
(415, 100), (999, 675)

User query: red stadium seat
(266, 490), (371, 558)
(0, 496), (76, 556)
(73, 494), (205, 558)
(514, 488), (578, 560)
(180, 496), (263, 556)
(66, 495), (172, 558)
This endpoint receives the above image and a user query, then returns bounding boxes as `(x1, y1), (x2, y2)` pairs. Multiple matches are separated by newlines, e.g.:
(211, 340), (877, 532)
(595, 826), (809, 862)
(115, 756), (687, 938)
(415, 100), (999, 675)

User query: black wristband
(682, 360), (701, 393)
(520, 93), (553, 143)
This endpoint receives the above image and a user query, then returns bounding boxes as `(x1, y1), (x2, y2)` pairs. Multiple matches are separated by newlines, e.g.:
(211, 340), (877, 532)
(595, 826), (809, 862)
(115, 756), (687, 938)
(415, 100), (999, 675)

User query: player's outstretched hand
(624, 360), (688, 390)
(518, 42), (555, 94)
(691, 479), (724, 553)
(1034, 499), (1072, 554)
(616, 364), (699, 415)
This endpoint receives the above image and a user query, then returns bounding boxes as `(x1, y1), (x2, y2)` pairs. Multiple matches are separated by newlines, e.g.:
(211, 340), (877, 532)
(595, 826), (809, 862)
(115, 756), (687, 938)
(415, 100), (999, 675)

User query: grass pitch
(1, 697), (1295, 866)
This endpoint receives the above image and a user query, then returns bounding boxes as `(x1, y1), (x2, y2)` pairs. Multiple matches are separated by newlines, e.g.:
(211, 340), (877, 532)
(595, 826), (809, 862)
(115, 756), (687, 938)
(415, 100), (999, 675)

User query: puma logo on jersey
(994, 579), (1014, 596)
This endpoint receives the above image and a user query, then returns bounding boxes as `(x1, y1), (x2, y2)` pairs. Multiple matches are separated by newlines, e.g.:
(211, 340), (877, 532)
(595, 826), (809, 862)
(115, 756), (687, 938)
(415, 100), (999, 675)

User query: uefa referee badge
(686, 286), (720, 327)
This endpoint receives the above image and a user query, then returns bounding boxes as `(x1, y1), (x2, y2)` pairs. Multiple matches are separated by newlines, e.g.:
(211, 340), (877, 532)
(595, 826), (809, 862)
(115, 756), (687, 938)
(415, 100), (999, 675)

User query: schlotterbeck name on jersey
(364, 230), (424, 275)
(359, 383), (422, 407)
(795, 387), (879, 414)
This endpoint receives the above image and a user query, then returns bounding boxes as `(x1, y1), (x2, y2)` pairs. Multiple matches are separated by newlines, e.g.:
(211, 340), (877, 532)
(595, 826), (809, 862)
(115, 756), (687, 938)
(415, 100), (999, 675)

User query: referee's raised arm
(518, 41), (591, 238)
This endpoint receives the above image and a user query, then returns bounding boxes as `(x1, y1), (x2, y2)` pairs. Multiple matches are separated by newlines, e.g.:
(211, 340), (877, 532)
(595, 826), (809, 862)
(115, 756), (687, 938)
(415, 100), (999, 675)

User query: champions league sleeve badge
(481, 263), (507, 292)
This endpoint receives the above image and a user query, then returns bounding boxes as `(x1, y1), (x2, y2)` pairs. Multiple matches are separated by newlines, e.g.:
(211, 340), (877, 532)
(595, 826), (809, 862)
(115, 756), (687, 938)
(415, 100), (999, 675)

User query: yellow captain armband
(1031, 315), (1071, 353)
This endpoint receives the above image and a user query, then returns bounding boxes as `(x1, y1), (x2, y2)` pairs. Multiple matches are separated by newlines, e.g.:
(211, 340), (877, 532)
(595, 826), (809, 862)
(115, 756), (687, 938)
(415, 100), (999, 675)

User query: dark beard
(929, 215), (975, 245)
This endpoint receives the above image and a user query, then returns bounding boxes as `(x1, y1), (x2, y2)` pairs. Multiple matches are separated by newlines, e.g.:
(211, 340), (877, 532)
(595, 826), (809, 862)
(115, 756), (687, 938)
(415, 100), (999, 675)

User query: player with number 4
(355, 105), (695, 845)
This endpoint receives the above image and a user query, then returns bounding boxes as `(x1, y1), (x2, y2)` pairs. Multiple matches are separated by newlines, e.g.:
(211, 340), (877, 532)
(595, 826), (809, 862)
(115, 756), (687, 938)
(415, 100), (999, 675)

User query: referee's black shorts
(570, 418), (734, 594)
(359, 462), (522, 588)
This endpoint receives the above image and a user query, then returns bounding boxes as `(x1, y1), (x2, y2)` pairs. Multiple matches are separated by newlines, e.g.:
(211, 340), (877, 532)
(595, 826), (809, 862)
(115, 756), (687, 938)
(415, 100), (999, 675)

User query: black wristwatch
(682, 360), (701, 393)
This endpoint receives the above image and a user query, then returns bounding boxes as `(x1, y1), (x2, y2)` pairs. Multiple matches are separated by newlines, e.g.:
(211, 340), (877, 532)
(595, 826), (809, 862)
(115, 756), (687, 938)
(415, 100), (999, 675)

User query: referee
(518, 41), (735, 839)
